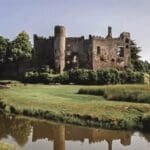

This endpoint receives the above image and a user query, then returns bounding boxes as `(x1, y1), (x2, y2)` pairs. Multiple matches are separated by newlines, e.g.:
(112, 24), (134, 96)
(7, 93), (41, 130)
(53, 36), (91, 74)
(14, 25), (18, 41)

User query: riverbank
(0, 81), (150, 130)
(0, 142), (15, 150)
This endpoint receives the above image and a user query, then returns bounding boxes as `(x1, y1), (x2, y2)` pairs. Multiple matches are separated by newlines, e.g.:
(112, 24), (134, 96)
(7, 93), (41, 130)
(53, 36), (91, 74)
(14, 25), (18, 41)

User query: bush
(38, 65), (53, 73)
(88, 70), (97, 84)
(142, 113), (150, 131)
(97, 69), (120, 85)
(22, 71), (39, 83)
(78, 88), (105, 96)
(38, 73), (52, 84)
(68, 69), (89, 84)
(21, 69), (148, 85)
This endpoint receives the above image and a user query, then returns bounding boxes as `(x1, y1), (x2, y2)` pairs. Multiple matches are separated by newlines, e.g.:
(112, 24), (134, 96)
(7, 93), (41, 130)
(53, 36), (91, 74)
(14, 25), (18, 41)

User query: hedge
(21, 69), (150, 85)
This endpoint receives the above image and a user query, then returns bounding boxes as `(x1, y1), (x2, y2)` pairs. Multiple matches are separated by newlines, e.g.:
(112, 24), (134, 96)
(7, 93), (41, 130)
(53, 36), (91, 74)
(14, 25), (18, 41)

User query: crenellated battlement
(33, 26), (131, 73)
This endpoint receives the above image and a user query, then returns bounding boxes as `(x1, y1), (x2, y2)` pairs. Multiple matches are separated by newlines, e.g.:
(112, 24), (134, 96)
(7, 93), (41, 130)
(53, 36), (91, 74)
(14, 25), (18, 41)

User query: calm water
(0, 113), (150, 150)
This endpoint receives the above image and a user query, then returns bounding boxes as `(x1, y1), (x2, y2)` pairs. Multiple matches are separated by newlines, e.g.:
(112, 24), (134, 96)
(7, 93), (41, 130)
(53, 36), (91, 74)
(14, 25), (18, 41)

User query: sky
(0, 0), (150, 61)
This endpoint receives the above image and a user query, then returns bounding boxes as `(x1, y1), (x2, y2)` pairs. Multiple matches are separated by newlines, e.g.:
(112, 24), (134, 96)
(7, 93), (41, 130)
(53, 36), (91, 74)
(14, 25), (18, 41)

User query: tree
(0, 36), (9, 62)
(130, 41), (150, 72)
(12, 31), (32, 61)
(131, 41), (143, 71)
(11, 31), (32, 73)
(130, 41), (141, 63)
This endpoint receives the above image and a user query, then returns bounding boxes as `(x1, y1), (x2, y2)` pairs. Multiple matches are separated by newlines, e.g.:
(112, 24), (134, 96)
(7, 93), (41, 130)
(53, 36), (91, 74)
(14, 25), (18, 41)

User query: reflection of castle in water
(32, 122), (131, 150)
(0, 114), (149, 150)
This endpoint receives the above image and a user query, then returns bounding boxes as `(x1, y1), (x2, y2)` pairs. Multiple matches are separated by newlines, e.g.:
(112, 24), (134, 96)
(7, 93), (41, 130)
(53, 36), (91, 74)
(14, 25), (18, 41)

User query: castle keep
(33, 26), (131, 73)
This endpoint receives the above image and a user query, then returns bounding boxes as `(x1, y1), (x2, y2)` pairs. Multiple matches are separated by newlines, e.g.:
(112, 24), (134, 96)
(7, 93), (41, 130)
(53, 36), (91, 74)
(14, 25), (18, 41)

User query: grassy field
(0, 82), (150, 130)
(78, 84), (150, 103)
(0, 142), (15, 150)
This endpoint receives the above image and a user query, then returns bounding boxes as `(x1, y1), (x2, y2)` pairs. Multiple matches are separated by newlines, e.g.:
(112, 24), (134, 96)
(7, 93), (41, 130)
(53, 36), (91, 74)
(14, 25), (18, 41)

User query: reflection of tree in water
(9, 119), (31, 146)
(0, 113), (31, 146)
(0, 113), (149, 150)
(0, 114), (8, 139)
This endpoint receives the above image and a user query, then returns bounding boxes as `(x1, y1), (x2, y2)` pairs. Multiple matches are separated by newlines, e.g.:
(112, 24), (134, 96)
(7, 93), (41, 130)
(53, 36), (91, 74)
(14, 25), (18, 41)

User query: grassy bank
(0, 142), (15, 150)
(0, 81), (150, 130)
(78, 84), (150, 104)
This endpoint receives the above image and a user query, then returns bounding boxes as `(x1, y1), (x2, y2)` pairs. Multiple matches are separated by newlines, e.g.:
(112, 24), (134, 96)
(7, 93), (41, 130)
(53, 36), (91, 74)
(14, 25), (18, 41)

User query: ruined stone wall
(91, 34), (130, 70)
(33, 35), (54, 68)
(0, 59), (32, 78)
(65, 37), (89, 69)
(33, 26), (131, 72)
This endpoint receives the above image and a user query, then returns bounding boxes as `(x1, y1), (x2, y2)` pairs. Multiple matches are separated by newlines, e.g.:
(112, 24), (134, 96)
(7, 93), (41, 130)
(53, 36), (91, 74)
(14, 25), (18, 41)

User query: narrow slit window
(97, 46), (101, 55)
(126, 45), (129, 49)
(125, 38), (129, 43)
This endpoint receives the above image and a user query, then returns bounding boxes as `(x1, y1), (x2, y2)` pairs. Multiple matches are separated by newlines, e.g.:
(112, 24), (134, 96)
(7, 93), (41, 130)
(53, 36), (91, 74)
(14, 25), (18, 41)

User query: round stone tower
(54, 25), (66, 73)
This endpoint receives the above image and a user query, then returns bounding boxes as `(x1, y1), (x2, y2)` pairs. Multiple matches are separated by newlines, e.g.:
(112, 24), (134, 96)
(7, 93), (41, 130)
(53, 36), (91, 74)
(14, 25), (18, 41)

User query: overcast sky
(0, 0), (149, 61)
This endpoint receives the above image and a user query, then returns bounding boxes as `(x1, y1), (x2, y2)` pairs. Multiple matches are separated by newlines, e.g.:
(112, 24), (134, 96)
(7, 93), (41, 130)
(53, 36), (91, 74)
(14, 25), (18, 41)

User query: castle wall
(33, 35), (54, 68)
(65, 37), (94, 69)
(33, 26), (131, 72)
(91, 34), (130, 70)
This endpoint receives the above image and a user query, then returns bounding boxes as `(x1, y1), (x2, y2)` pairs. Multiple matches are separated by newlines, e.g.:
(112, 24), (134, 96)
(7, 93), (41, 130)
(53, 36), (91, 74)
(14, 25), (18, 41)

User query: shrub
(78, 88), (105, 96)
(38, 73), (51, 84)
(22, 71), (39, 83)
(21, 69), (148, 85)
(55, 72), (69, 84)
(38, 65), (53, 73)
(68, 69), (89, 84)
(142, 113), (150, 131)
(97, 69), (120, 85)
(88, 70), (97, 84)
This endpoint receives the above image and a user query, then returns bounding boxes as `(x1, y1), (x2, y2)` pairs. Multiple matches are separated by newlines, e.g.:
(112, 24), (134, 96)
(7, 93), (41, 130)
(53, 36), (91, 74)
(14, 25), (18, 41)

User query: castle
(33, 26), (131, 73)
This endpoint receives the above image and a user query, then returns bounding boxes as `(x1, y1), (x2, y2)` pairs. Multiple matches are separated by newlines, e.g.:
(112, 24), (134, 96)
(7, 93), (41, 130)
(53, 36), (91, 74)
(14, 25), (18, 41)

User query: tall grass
(78, 85), (150, 104)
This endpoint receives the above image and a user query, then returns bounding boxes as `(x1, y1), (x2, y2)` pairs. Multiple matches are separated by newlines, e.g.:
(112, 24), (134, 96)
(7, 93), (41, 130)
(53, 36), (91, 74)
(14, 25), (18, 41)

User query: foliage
(97, 69), (120, 84)
(21, 69), (149, 84)
(130, 41), (150, 72)
(55, 72), (69, 84)
(68, 69), (89, 84)
(38, 65), (53, 73)
(23, 71), (39, 83)
(11, 31), (32, 61)
(130, 42), (141, 62)
(0, 36), (9, 60)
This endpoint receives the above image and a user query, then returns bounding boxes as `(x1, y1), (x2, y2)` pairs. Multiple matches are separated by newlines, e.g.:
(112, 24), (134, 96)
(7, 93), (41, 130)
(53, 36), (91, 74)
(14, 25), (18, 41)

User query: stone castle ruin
(33, 26), (131, 73)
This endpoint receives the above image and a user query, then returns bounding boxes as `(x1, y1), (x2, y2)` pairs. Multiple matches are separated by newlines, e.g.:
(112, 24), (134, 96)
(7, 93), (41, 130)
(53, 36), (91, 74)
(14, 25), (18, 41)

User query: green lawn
(0, 83), (150, 129)
(0, 142), (15, 150)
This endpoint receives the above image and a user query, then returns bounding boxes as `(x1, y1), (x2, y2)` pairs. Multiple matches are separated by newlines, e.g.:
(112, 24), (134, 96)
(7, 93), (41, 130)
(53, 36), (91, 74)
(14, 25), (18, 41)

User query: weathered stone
(33, 26), (131, 73)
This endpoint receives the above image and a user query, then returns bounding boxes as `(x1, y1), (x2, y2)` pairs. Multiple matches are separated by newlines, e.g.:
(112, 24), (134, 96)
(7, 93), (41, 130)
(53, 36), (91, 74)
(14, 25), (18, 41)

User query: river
(0, 113), (149, 150)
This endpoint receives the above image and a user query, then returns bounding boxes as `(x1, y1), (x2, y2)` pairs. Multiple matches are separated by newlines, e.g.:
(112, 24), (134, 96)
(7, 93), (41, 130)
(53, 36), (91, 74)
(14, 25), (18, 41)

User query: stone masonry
(33, 26), (131, 73)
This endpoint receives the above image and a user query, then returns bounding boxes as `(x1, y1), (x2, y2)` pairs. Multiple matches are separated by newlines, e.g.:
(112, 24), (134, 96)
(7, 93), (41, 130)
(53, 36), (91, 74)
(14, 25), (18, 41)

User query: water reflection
(0, 113), (150, 150)
(32, 122), (132, 150)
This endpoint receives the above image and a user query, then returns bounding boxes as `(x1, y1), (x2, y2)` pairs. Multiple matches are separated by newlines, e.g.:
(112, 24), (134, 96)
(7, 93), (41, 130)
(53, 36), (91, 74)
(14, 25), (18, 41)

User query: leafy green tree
(11, 31), (32, 73)
(0, 36), (9, 61)
(12, 31), (32, 61)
